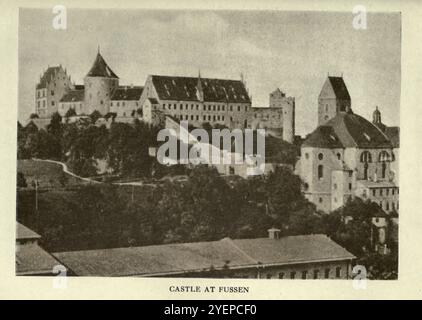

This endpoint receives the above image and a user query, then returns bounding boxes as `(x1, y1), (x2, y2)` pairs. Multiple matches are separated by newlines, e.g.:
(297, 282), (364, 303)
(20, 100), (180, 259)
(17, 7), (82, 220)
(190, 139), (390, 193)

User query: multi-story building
(140, 74), (251, 130)
(53, 231), (355, 279)
(35, 65), (72, 118)
(58, 85), (85, 117)
(110, 86), (143, 117)
(298, 76), (399, 213)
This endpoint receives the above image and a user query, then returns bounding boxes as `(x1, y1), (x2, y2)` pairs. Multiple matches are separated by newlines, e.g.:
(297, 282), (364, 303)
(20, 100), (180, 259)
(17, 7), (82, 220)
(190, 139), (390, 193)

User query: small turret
(196, 70), (204, 102)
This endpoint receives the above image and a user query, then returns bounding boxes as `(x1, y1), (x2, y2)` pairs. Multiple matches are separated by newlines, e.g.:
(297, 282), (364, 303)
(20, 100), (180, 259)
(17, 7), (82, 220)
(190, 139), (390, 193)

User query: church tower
(84, 47), (119, 115)
(318, 76), (351, 126)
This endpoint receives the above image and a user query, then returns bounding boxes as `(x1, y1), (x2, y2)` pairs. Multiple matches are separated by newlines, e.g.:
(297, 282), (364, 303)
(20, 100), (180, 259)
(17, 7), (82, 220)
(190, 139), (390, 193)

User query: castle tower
(282, 97), (295, 144)
(84, 48), (119, 115)
(318, 76), (351, 126)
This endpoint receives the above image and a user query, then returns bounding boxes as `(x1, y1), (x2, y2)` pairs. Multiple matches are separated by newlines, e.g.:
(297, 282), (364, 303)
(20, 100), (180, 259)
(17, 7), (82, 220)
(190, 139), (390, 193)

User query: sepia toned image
(16, 7), (400, 281)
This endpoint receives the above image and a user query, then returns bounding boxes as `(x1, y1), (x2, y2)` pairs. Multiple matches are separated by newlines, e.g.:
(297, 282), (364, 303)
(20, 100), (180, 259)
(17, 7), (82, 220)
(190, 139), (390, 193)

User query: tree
(47, 112), (63, 137)
(265, 166), (308, 223)
(89, 110), (102, 124)
(65, 108), (77, 118)
(17, 172), (27, 188)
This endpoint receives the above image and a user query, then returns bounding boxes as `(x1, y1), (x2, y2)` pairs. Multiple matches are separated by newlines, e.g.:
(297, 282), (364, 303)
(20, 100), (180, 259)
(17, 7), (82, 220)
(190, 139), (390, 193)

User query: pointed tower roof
(86, 50), (118, 79)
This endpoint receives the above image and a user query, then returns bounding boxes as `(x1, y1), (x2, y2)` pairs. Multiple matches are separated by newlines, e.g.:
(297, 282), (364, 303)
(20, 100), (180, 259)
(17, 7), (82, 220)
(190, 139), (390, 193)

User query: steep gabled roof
(86, 52), (118, 78)
(303, 112), (393, 149)
(111, 86), (143, 101)
(327, 76), (351, 100)
(36, 66), (62, 89)
(151, 75), (251, 103)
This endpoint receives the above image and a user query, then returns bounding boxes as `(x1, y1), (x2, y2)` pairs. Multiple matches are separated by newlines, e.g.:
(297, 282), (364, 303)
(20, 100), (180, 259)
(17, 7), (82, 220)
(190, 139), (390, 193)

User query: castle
(298, 76), (400, 215)
(34, 49), (296, 143)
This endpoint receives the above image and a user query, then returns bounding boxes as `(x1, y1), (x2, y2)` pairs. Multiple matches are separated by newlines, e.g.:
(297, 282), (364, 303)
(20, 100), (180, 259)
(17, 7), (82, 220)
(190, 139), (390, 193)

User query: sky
(19, 9), (401, 136)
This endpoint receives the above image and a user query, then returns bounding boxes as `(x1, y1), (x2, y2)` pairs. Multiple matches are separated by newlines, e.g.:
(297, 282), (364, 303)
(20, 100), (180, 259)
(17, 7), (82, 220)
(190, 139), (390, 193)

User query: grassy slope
(17, 160), (85, 188)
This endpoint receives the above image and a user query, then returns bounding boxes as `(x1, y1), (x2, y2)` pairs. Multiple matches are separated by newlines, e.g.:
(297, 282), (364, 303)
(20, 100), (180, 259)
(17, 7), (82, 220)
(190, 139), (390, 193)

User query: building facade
(248, 88), (295, 143)
(35, 66), (72, 118)
(140, 74), (252, 130)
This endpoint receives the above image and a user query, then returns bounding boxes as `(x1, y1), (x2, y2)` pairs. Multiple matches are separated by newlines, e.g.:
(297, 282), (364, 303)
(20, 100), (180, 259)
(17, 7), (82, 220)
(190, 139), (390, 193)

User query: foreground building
(16, 223), (60, 276)
(298, 76), (399, 213)
(53, 232), (355, 279)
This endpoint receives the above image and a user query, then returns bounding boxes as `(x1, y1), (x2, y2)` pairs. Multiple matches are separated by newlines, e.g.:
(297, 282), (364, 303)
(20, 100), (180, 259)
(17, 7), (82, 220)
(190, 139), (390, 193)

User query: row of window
(360, 151), (394, 163)
(371, 187), (399, 197)
(379, 200), (399, 211)
(37, 100), (55, 107)
(111, 101), (139, 107)
(305, 152), (342, 161)
(162, 103), (248, 112)
(175, 114), (235, 123)
(266, 267), (342, 279)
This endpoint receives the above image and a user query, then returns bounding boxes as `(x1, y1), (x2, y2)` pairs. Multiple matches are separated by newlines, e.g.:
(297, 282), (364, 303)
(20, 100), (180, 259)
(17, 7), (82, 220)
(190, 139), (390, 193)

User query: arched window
(382, 162), (387, 179)
(318, 165), (323, 179)
(337, 153), (341, 160)
(364, 162), (369, 180)
(379, 151), (390, 162)
(360, 151), (372, 163)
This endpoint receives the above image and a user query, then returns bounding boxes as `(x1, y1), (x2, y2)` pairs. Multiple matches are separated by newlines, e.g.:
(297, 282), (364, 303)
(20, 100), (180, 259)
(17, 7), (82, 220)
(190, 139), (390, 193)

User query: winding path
(32, 158), (101, 184)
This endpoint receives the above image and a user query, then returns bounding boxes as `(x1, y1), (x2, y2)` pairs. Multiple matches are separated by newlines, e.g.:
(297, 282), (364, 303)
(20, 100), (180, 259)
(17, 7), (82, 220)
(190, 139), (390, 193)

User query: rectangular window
(278, 272), (284, 279)
(335, 267), (341, 278)
(324, 268), (330, 279)
(380, 189), (383, 196)
(51, 101), (55, 106)
(372, 189), (376, 196)
(290, 271), (296, 279)
(313, 270), (319, 279)
(349, 183), (352, 191)
(301, 271), (307, 279)
(266, 274), (272, 279)
(51, 90), (54, 96)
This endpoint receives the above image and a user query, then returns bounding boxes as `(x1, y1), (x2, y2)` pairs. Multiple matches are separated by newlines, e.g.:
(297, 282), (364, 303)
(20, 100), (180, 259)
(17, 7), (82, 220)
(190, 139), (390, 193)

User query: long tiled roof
(16, 222), (40, 241)
(232, 234), (355, 265)
(86, 52), (118, 78)
(16, 244), (60, 275)
(36, 66), (61, 89)
(60, 90), (84, 102)
(111, 86), (143, 101)
(151, 75), (251, 103)
(327, 76), (351, 100)
(303, 112), (393, 149)
(53, 234), (354, 277)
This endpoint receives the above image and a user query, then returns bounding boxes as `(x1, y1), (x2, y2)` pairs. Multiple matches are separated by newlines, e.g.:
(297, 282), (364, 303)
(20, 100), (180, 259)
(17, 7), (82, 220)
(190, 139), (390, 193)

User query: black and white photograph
(15, 7), (400, 281)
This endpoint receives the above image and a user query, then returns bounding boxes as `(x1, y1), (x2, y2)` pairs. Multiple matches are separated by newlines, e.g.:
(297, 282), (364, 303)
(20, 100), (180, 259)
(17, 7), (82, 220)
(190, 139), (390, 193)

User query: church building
(298, 76), (399, 214)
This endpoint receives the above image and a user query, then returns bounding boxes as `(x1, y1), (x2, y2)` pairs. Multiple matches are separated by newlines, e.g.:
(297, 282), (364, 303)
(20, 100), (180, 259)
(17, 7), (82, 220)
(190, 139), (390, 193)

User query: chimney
(268, 228), (281, 240)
